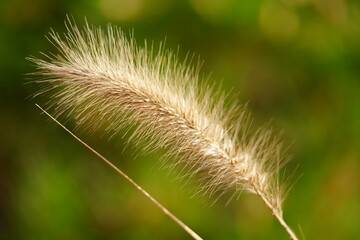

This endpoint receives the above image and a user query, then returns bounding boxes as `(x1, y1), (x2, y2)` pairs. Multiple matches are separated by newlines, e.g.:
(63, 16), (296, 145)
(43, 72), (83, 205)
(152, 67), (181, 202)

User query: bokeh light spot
(260, 1), (300, 42)
(98, 0), (144, 22)
(188, 0), (236, 24)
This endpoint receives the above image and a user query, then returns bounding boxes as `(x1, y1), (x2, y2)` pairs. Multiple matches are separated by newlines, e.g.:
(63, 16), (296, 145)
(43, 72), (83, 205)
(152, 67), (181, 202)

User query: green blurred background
(1, 0), (359, 239)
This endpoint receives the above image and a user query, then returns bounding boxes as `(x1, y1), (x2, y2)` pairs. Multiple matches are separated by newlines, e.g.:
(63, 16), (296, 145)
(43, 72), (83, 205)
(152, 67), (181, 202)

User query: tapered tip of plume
(29, 18), (291, 217)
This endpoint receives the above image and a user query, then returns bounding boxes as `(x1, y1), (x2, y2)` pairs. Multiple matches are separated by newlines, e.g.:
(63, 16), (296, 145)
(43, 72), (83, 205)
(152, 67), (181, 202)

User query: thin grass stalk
(36, 104), (203, 240)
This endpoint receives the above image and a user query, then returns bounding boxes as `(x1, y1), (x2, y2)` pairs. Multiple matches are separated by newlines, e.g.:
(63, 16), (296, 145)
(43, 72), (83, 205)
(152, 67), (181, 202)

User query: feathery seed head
(29, 20), (289, 217)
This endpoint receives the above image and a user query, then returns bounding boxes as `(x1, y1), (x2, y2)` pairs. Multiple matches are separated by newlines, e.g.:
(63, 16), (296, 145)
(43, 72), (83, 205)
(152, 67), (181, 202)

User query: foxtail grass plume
(29, 20), (298, 239)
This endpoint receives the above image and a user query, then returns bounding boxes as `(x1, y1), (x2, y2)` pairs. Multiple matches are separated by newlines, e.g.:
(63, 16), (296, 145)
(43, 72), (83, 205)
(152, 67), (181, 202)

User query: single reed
(29, 20), (298, 240)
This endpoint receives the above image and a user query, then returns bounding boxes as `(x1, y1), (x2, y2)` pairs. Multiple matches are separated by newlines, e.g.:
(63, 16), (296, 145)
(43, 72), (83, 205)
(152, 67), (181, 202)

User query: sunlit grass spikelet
(29, 20), (298, 239)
